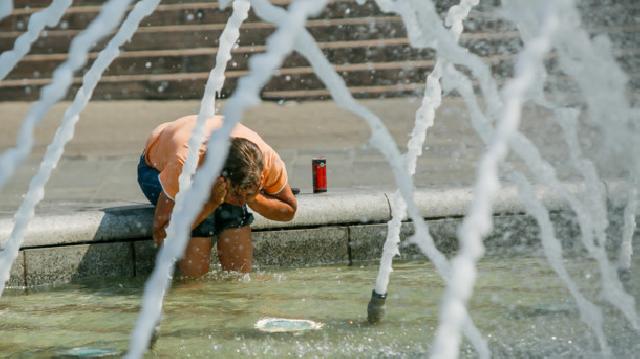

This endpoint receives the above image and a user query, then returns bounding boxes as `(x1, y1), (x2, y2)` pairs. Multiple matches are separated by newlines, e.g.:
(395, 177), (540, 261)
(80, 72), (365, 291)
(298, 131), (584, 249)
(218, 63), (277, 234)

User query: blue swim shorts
(137, 155), (254, 237)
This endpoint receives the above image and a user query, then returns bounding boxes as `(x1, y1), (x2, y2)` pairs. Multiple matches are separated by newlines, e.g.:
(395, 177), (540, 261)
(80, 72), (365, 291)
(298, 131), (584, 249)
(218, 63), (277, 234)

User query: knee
(178, 256), (210, 278)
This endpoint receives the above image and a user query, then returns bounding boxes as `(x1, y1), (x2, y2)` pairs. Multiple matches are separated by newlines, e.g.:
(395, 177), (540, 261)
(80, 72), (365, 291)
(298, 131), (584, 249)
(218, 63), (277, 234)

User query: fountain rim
(0, 181), (629, 250)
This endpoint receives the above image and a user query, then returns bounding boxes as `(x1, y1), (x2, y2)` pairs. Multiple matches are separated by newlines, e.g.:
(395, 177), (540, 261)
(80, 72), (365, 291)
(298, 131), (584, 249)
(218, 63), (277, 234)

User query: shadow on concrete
(69, 204), (156, 283)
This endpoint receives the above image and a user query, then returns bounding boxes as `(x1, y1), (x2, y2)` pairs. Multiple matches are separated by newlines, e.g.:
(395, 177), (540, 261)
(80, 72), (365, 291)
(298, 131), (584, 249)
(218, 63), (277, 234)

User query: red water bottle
(312, 158), (327, 193)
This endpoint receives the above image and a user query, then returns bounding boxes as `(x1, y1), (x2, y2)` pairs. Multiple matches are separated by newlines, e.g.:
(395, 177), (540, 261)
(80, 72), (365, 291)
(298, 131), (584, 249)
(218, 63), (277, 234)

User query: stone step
(1, 0), (637, 101)
(0, 16), (413, 53)
(0, 0), (486, 31)
(3, 19), (637, 79)
(2, 10), (637, 56)
(2, 45), (637, 101)
(2, 0), (637, 37)
(4, 35), (525, 80)
(8, 54), (639, 102)
(2, 50), (530, 89)
(2, 0), (506, 31)
(3, 25), (637, 83)
(0, 59), (437, 100)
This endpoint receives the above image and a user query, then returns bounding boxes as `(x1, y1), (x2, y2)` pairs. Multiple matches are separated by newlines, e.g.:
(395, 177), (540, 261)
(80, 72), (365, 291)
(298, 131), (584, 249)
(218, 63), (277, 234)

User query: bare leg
(178, 236), (212, 278)
(217, 226), (253, 273)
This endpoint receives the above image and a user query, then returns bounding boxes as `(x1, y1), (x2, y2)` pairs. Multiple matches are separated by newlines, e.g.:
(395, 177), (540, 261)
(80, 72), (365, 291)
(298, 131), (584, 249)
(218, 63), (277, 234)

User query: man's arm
(152, 191), (174, 246)
(152, 177), (227, 245)
(248, 184), (297, 221)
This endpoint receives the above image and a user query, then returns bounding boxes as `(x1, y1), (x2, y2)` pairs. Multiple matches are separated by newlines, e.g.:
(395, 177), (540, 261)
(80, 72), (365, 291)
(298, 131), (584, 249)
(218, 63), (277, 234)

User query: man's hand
(153, 181), (226, 248)
(153, 191), (175, 247)
(210, 176), (228, 207)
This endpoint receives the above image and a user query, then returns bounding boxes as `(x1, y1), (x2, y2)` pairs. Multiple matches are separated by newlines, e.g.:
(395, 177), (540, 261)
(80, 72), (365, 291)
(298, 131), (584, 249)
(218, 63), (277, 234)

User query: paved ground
(0, 96), (609, 217)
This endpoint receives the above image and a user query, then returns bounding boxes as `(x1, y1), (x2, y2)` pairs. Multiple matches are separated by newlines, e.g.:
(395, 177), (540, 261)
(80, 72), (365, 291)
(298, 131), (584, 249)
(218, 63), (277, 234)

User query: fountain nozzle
(367, 290), (387, 324)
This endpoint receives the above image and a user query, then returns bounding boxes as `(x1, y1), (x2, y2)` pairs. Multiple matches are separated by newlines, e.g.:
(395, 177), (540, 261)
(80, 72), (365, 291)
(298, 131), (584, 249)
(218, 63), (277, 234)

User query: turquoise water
(1, 255), (639, 358)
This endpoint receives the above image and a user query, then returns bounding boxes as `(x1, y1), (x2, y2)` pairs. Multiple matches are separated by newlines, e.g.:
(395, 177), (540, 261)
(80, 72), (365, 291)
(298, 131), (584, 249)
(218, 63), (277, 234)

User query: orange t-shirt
(143, 115), (288, 200)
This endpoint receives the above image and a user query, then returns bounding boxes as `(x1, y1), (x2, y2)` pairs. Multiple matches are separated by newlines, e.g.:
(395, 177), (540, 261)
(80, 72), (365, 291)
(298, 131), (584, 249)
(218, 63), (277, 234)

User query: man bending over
(137, 115), (297, 277)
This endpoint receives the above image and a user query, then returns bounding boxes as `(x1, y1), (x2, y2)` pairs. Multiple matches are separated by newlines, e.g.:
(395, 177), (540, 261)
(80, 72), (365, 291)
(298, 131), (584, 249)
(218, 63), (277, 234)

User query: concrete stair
(0, 0), (638, 101)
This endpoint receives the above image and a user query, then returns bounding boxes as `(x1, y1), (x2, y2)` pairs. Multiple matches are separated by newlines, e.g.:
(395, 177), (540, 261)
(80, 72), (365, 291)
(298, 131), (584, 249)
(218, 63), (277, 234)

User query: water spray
(619, 187), (637, 275)
(509, 0), (640, 331)
(370, 0), (479, 326)
(179, 0), (251, 201)
(125, 1), (327, 357)
(0, 0), (140, 297)
(148, 0), (251, 347)
(0, 0), (133, 191)
(0, 1), (13, 22)
(442, 65), (612, 355)
(255, 1), (488, 356)
(431, 3), (559, 356)
(0, 0), (72, 81)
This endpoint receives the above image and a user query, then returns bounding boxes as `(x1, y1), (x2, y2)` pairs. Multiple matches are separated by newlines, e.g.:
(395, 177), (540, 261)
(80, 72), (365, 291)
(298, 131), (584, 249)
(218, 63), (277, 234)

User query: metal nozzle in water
(367, 289), (387, 324)
(148, 322), (160, 350)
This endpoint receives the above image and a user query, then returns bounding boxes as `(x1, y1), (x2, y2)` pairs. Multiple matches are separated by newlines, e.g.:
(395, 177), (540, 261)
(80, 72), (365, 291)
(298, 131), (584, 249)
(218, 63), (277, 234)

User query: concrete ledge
(0, 183), (637, 287)
(0, 205), (154, 248)
(252, 190), (391, 229)
(0, 183), (618, 248)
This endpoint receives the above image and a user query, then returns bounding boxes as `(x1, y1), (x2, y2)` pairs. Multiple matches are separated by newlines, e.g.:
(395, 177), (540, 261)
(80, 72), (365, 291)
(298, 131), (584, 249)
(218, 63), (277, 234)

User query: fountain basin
(0, 183), (636, 288)
(2, 256), (638, 357)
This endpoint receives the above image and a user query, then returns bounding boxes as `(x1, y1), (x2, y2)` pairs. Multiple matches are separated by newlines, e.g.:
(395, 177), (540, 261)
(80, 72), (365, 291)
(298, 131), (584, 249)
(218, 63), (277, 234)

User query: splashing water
(0, 0), (72, 81)
(435, 0), (639, 353)
(431, 4), (559, 356)
(0, 1), (13, 22)
(367, 0), (488, 356)
(619, 187), (637, 271)
(127, 0), (251, 350)
(0, 0), (164, 297)
(374, 0), (477, 298)
(0, 0), (133, 191)
(178, 0), (251, 196)
(126, 1), (328, 357)
(252, 3), (492, 357)
(442, 65), (612, 354)
(504, 0), (640, 334)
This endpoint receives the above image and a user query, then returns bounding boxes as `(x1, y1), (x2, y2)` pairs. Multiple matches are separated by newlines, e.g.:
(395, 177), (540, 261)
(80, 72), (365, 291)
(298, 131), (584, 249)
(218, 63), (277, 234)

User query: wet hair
(222, 137), (264, 191)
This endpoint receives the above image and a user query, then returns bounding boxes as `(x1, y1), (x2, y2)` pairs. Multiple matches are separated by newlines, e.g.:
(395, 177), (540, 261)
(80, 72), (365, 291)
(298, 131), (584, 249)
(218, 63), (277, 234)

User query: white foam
(255, 318), (324, 333)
